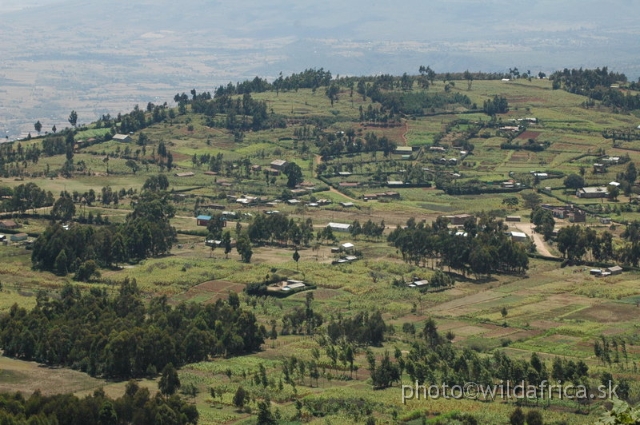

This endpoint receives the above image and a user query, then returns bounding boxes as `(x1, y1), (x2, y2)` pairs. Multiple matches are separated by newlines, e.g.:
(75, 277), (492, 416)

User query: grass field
(2, 78), (640, 424)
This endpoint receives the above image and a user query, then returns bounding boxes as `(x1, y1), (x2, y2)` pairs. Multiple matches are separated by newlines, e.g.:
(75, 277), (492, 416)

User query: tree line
(387, 214), (529, 278)
(0, 279), (264, 380)
(31, 180), (176, 278)
(0, 379), (198, 425)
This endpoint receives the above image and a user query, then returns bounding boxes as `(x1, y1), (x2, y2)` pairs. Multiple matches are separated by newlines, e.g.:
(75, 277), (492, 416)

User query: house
(533, 172), (548, 180)
(444, 214), (474, 226)
(267, 279), (306, 292)
(576, 187), (608, 199)
(327, 222), (351, 232)
(506, 216), (521, 222)
(510, 231), (528, 243)
(202, 204), (225, 210)
(0, 234), (5, 241)
(607, 265), (623, 275)
(0, 220), (20, 229)
(10, 233), (28, 242)
(196, 215), (212, 226)
(338, 171), (352, 177)
(270, 159), (288, 170)
(251, 164), (262, 172)
(363, 194), (378, 200)
(382, 191), (400, 199)
(204, 171), (218, 176)
(175, 172), (195, 177)
(600, 217), (612, 224)
(593, 163), (606, 173)
(340, 202), (355, 208)
(112, 134), (132, 142)
(394, 146), (413, 155)
(567, 210), (586, 223)
(609, 181), (621, 187)
(429, 146), (446, 152)
(317, 199), (332, 205)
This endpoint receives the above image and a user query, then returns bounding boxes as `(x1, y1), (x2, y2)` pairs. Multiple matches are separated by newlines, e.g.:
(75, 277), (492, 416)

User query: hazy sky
(0, 0), (638, 137)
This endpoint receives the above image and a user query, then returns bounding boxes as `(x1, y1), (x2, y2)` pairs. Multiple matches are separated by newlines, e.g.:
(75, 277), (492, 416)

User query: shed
(112, 134), (132, 143)
(510, 231), (528, 242)
(341, 242), (355, 252)
(327, 222), (351, 232)
(175, 172), (195, 177)
(506, 216), (521, 222)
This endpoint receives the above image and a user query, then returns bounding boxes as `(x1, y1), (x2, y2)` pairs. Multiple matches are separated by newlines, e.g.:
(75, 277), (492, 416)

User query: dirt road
(512, 223), (557, 258)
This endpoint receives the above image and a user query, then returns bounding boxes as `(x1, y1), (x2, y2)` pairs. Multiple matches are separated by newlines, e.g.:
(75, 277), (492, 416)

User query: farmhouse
(576, 186), (608, 199)
(270, 159), (288, 170)
(327, 222), (351, 232)
(0, 220), (20, 229)
(196, 215), (212, 226)
(112, 134), (131, 142)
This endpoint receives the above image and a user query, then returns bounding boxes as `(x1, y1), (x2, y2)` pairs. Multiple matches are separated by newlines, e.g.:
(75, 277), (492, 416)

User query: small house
(112, 134), (132, 143)
(600, 217), (612, 224)
(444, 214), (474, 226)
(506, 216), (521, 222)
(0, 220), (20, 229)
(196, 215), (212, 226)
(394, 146), (413, 155)
(10, 233), (28, 242)
(340, 202), (355, 208)
(270, 159), (288, 170)
(576, 187), (608, 199)
(175, 172), (195, 177)
(607, 265), (623, 275)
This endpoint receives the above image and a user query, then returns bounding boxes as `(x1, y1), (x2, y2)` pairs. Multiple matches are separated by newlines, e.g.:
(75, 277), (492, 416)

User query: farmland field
(1, 73), (640, 424)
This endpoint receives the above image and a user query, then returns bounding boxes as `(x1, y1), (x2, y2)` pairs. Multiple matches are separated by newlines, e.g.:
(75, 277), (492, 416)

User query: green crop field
(2, 71), (640, 424)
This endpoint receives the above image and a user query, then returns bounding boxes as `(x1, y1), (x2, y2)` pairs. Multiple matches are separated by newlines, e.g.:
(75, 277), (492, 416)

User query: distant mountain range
(1, 0), (639, 139)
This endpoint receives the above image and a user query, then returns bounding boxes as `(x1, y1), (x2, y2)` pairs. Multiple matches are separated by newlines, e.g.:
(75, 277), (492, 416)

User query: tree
(74, 260), (100, 282)
(608, 184), (620, 201)
(51, 196), (76, 222)
(293, 248), (300, 270)
(531, 207), (555, 241)
(256, 401), (276, 425)
(158, 363), (180, 396)
(502, 197), (519, 209)
(34, 120), (42, 135)
(68, 110), (78, 127)
(232, 386), (247, 410)
(52, 124), (57, 133)
(125, 159), (140, 174)
(521, 192), (543, 210)
(222, 231), (232, 259)
(509, 407), (525, 425)
(326, 83), (339, 106)
(624, 162), (637, 184)
(54, 250), (68, 276)
(283, 162), (303, 189)
(564, 174), (585, 190)
(525, 410), (544, 425)
(236, 233), (253, 263)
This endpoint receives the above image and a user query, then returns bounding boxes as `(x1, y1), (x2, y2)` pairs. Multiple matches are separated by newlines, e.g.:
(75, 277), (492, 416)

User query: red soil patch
(173, 280), (245, 304)
(515, 131), (541, 140)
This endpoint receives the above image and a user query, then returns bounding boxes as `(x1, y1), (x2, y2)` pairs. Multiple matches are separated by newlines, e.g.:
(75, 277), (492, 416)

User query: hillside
(1, 71), (640, 424)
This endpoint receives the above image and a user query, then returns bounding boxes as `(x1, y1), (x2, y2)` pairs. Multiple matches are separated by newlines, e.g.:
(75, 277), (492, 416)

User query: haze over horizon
(1, 0), (639, 139)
